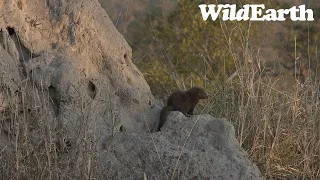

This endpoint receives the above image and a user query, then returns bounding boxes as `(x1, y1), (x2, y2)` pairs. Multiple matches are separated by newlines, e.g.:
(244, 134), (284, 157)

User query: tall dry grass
(214, 21), (320, 179)
(190, 21), (320, 178)
(0, 76), (100, 179)
(142, 10), (320, 178)
(209, 62), (320, 178)
(0, 4), (320, 180)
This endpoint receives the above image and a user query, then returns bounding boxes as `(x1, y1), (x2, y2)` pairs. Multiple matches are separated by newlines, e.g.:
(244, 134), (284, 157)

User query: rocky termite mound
(100, 112), (263, 179)
(0, 0), (262, 179)
(0, 0), (160, 138)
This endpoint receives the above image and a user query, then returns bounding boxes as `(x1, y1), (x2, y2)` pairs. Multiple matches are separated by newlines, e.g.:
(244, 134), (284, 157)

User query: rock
(100, 112), (263, 180)
(0, 0), (262, 179)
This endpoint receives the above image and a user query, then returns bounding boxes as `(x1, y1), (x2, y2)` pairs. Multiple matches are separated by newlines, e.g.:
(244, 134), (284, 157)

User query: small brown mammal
(157, 87), (208, 131)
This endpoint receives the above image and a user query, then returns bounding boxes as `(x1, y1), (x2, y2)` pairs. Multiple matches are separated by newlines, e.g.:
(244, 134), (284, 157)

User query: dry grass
(208, 65), (320, 178)
(202, 20), (320, 179)
(140, 9), (320, 178)
(1, 3), (320, 179)
(0, 79), (100, 179)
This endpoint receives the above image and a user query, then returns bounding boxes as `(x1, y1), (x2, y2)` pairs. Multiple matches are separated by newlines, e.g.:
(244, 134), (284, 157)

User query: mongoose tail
(158, 105), (175, 131)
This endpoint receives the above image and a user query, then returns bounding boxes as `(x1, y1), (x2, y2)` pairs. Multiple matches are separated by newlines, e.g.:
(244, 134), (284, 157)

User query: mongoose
(157, 87), (208, 131)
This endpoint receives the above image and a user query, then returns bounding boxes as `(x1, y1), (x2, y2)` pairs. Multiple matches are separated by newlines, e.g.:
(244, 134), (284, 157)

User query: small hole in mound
(6, 27), (15, 36)
(87, 81), (97, 99)
(124, 53), (131, 64)
(119, 125), (125, 132)
(5, 26), (37, 63)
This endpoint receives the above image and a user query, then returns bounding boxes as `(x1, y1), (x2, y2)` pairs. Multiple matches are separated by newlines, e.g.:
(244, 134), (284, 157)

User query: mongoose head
(187, 87), (208, 99)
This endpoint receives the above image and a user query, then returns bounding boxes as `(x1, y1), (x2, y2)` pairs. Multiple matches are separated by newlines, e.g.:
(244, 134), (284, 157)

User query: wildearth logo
(199, 4), (314, 21)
